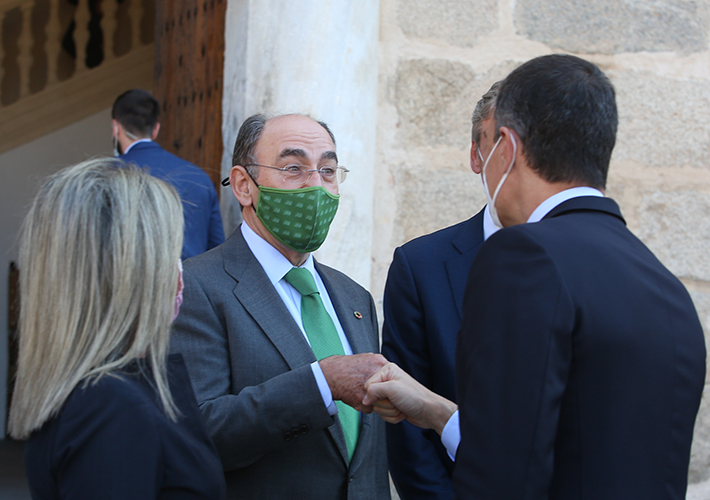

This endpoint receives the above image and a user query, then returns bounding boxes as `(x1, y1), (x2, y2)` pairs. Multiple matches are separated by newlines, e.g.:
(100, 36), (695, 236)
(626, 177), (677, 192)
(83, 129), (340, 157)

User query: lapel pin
(353, 311), (363, 319)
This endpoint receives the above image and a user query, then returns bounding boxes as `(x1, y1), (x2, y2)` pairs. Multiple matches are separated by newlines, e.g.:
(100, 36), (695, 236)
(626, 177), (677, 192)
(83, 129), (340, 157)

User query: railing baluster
(0, 9), (5, 97)
(102, 0), (118, 62)
(131, 0), (143, 50)
(45, 0), (61, 85)
(73, 0), (90, 73)
(17, 1), (33, 97)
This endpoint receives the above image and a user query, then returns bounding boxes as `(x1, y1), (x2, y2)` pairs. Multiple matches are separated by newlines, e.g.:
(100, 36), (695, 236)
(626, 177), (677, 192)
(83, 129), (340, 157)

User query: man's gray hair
(471, 81), (502, 144)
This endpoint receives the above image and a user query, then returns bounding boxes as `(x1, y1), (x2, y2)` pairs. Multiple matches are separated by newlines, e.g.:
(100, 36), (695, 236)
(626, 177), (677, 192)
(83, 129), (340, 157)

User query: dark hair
(495, 54), (617, 189)
(229, 113), (337, 181)
(471, 81), (501, 143)
(112, 89), (160, 138)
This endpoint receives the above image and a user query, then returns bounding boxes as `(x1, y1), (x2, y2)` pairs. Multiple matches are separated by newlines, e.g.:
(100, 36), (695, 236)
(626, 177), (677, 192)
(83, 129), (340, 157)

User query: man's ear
(470, 141), (481, 174)
(152, 122), (160, 140)
(112, 119), (120, 138)
(230, 166), (255, 208)
(498, 127), (519, 166)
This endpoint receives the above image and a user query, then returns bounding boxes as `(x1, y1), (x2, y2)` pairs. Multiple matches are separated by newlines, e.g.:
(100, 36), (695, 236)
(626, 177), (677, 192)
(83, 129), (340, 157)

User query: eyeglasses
(244, 163), (349, 186)
(219, 163), (350, 187)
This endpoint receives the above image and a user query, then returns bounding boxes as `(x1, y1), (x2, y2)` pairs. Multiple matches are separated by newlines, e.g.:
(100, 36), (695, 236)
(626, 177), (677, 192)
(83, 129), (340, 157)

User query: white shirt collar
(482, 204), (499, 241)
(527, 187), (604, 223)
(240, 221), (315, 284)
(123, 138), (153, 154)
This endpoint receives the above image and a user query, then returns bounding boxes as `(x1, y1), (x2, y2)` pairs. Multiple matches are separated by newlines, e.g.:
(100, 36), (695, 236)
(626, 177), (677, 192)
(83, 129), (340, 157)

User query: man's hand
(363, 363), (458, 435)
(319, 353), (388, 412)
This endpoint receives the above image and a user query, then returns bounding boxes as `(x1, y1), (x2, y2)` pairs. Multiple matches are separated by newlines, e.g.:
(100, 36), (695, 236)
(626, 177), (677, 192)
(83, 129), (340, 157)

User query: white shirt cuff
(441, 410), (461, 460)
(311, 361), (338, 415)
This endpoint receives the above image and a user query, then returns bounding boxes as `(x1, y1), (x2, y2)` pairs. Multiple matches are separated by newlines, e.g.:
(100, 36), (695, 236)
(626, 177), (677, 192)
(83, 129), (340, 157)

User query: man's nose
(305, 168), (324, 187)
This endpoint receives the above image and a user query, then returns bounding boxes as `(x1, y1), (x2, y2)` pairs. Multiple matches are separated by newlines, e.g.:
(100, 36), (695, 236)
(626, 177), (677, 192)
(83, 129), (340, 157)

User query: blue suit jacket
(122, 141), (224, 259)
(382, 208), (485, 500)
(455, 197), (705, 499)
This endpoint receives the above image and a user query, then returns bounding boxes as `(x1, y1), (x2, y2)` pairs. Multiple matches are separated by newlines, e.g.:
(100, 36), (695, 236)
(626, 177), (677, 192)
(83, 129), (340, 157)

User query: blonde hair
(8, 158), (184, 439)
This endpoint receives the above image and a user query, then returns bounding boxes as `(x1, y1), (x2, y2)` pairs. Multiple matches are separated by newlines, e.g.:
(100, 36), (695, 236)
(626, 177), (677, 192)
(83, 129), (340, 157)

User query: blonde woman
(8, 159), (225, 499)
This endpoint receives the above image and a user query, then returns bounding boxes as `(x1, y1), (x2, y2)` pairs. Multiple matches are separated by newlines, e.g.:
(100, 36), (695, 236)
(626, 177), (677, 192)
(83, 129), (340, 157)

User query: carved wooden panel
(154, 0), (225, 188)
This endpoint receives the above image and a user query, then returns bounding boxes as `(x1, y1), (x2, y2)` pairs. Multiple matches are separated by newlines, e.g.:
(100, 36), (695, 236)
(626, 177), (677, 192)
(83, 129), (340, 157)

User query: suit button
(283, 431), (293, 441)
(299, 425), (309, 435)
(349, 476), (354, 483)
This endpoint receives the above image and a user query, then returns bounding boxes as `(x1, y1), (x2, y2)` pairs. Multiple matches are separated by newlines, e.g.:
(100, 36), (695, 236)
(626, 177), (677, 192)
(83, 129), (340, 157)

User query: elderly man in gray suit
(171, 113), (390, 499)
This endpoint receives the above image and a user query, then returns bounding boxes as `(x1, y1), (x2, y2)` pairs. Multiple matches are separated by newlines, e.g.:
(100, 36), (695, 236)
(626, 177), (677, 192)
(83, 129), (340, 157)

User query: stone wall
(373, 0), (710, 488)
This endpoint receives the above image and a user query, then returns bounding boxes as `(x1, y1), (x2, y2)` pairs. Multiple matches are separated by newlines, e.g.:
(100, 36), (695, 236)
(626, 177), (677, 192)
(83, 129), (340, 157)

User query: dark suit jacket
(25, 355), (225, 499)
(170, 228), (389, 500)
(454, 197), (706, 500)
(382, 210), (485, 500)
(121, 141), (224, 259)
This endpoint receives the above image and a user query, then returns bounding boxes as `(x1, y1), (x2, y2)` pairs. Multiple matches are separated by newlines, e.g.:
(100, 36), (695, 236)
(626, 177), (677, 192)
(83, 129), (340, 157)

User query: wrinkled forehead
(255, 115), (337, 164)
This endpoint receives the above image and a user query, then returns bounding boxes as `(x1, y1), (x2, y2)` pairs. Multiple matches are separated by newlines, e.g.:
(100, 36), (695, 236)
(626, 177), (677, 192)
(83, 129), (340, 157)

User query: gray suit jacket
(171, 228), (389, 499)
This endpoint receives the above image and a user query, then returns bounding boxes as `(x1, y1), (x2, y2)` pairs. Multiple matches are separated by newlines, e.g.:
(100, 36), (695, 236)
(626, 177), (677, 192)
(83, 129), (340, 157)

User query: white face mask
(481, 134), (517, 229)
(112, 125), (140, 157)
(112, 135), (121, 157)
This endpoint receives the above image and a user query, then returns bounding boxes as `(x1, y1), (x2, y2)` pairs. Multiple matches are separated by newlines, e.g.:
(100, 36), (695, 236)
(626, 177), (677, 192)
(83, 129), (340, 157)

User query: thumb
(363, 381), (388, 406)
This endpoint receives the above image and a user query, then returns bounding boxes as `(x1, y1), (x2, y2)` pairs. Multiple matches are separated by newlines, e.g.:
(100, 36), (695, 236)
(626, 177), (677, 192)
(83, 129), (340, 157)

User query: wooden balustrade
(0, 0), (156, 154)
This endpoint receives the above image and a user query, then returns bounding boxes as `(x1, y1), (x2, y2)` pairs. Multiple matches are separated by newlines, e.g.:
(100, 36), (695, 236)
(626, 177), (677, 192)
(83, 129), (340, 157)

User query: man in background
(381, 82), (499, 500)
(112, 89), (224, 259)
(365, 54), (705, 500)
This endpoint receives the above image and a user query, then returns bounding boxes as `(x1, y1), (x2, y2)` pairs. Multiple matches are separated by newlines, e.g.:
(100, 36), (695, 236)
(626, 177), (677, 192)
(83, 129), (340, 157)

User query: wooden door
(154, 0), (226, 188)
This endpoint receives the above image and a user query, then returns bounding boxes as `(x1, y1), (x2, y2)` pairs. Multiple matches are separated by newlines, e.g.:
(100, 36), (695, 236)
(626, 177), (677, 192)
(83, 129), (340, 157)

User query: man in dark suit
(171, 113), (390, 499)
(381, 82), (500, 500)
(365, 54), (705, 500)
(112, 89), (224, 259)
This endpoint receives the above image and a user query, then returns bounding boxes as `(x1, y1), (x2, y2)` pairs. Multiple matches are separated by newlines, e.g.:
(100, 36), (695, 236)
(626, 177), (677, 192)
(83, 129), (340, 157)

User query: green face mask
(256, 185), (340, 253)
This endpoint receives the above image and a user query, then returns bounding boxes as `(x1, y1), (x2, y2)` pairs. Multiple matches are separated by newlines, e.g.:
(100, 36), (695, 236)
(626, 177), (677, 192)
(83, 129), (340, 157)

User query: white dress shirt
(241, 222), (353, 416)
(482, 204), (499, 242)
(440, 187), (604, 459)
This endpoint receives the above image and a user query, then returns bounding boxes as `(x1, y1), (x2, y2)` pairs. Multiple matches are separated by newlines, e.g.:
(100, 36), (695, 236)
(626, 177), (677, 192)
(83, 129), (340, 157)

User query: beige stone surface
(689, 381), (710, 483)
(686, 281), (710, 336)
(636, 190), (710, 282)
(397, 0), (498, 47)
(687, 476), (710, 500)
(393, 59), (480, 149)
(611, 70), (710, 170)
(391, 162), (485, 244)
(515, 0), (709, 54)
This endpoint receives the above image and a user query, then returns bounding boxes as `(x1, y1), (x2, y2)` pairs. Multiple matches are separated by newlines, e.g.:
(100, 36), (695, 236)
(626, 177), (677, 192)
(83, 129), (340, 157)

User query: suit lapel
(320, 272), (373, 357)
(224, 229), (316, 370)
(445, 211), (486, 319)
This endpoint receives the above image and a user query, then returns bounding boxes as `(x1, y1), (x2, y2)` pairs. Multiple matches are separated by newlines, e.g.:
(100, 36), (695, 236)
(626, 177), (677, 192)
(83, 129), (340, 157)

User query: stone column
(221, 0), (380, 288)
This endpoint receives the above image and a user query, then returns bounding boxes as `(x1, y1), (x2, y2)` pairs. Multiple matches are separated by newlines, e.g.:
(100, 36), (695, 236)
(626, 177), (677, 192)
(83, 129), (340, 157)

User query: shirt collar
(482, 204), (499, 241)
(527, 187), (604, 223)
(240, 221), (315, 286)
(124, 138), (153, 154)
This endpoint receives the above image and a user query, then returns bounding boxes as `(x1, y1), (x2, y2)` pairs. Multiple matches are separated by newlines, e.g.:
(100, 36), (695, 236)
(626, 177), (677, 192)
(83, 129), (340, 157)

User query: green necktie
(284, 267), (359, 460)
